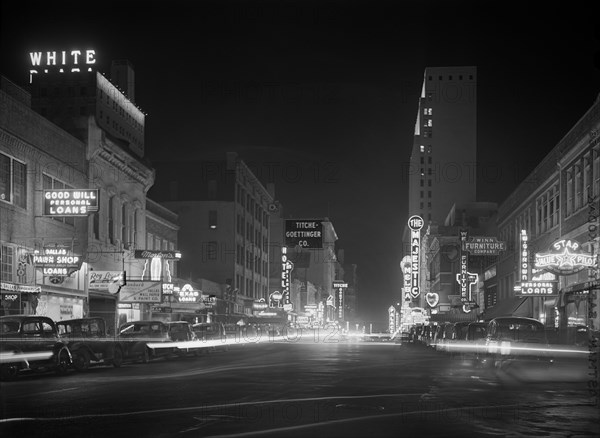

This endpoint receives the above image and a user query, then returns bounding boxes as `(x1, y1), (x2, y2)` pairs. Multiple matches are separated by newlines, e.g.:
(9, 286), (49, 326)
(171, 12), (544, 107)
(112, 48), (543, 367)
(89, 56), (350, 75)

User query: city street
(1, 336), (598, 438)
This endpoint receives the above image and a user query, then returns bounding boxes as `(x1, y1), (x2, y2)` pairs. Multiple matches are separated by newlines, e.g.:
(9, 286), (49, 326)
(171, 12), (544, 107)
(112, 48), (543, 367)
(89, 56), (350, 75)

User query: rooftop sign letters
(534, 239), (597, 276)
(29, 49), (96, 76)
(285, 220), (323, 249)
(43, 189), (99, 216)
(462, 236), (506, 255)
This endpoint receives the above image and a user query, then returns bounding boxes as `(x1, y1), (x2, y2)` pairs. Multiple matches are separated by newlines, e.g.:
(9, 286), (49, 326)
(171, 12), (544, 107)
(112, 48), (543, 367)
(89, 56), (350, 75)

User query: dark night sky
(2, 0), (600, 324)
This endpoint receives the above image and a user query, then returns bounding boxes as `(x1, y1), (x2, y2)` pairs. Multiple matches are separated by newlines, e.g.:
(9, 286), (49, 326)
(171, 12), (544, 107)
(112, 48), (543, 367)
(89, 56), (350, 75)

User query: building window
(108, 196), (115, 244)
(122, 202), (128, 246)
(132, 209), (139, 248)
(0, 153), (27, 209)
(92, 212), (100, 240)
(206, 241), (218, 260)
(43, 173), (73, 225)
(420, 179), (424, 187)
(209, 210), (217, 229)
(420, 145), (425, 153)
(1, 244), (14, 283)
(566, 170), (574, 216)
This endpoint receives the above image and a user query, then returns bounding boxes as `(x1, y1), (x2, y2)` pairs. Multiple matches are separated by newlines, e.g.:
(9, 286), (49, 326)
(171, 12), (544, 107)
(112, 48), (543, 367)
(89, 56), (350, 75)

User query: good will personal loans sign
(43, 189), (99, 216)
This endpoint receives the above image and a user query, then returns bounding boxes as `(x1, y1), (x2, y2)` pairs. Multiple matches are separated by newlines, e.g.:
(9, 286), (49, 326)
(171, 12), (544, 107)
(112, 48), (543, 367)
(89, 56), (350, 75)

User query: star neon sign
(535, 239), (596, 276)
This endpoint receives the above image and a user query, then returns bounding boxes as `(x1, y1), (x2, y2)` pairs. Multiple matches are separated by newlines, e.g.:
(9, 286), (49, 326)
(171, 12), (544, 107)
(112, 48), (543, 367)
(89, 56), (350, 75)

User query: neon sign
(408, 215), (424, 298)
(43, 189), (99, 216)
(281, 247), (294, 311)
(29, 49), (96, 77)
(534, 239), (597, 275)
(457, 230), (478, 313)
(333, 281), (348, 320)
(520, 229), (529, 282)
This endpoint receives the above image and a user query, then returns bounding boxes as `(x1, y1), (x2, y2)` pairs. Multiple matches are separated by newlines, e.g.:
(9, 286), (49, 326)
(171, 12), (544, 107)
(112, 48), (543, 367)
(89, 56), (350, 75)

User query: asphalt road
(1, 336), (599, 438)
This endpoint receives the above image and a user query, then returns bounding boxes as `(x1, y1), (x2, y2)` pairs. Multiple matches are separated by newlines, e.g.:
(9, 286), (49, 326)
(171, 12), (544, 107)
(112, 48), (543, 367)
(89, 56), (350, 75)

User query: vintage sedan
(0, 315), (72, 380)
(480, 317), (553, 380)
(193, 322), (229, 352)
(117, 320), (177, 363)
(166, 321), (200, 357)
(56, 317), (124, 370)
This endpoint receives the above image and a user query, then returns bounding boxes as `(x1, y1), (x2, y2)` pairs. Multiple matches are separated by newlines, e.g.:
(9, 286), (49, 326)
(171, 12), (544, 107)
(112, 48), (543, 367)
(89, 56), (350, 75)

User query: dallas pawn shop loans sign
(43, 189), (99, 216)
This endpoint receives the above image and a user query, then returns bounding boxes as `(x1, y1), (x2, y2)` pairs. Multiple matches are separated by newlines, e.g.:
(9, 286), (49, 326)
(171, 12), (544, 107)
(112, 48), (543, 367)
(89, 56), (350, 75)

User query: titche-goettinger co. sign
(43, 189), (99, 216)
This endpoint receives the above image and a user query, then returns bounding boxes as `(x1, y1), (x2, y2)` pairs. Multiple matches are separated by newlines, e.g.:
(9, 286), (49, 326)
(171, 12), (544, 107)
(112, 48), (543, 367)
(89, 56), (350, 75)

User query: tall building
(405, 66), (477, 233)
(148, 152), (274, 320)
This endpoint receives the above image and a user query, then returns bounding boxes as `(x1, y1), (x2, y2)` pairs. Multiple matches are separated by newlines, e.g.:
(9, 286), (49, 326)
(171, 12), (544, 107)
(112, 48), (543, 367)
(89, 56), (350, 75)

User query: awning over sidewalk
(428, 312), (477, 323)
(480, 296), (530, 321)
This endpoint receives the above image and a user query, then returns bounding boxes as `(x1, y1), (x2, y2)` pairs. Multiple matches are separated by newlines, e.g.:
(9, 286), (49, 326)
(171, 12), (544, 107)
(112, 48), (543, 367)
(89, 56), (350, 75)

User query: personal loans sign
(285, 220), (323, 249)
(43, 189), (99, 216)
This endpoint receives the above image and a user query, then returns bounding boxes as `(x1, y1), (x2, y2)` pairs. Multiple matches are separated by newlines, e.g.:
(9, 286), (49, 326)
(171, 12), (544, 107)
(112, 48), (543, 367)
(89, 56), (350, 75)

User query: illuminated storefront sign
(462, 236), (506, 255)
(520, 229), (529, 281)
(34, 246), (82, 276)
(0, 282), (41, 294)
(389, 306), (397, 334)
(333, 281), (348, 320)
(408, 215), (424, 299)
(43, 189), (99, 216)
(425, 292), (439, 307)
(281, 247), (294, 311)
(285, 220), (323, 249)
(269, 291), (283, 308)
(173, 284), (200, 303)
(456, 230), (478, 312)
(516, 281), (558, 296)
(119, 281), (162, 303)
(162, 283), (174, 295)
(29, 49), (96, 77)
(534, 239), (597, 276)
(134, 250), (182, 259)
(88, 271), (126, 291)
(401, 255), (412, 301)
(253, 299), (268, 311)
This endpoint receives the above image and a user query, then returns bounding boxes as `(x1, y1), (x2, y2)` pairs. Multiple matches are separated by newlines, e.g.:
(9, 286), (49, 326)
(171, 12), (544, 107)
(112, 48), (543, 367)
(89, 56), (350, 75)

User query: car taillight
(500, 341), (511, 355)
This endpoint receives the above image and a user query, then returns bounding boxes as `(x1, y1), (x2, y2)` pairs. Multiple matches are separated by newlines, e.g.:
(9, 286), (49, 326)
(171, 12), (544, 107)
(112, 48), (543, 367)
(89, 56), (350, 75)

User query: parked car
(117, 320), (176, 363)
(0, 315), (72, 380)
(445, 322), (472, 356)
(480, 317), (551, 372)
(56, 317), (124, 370)
(458, 321), (488, 362)
(193, 322), (229, 352)
(166, 321), (200, 357)
(433, 322), (455, 352)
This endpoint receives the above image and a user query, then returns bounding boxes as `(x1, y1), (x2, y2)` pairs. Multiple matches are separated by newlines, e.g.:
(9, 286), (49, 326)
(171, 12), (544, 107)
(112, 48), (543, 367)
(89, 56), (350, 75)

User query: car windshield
(495, 321), (545, 342)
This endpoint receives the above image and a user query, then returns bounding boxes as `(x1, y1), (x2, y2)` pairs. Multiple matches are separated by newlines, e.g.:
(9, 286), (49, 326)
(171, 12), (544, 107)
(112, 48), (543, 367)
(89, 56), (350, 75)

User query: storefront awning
(480, 296), (530, 321)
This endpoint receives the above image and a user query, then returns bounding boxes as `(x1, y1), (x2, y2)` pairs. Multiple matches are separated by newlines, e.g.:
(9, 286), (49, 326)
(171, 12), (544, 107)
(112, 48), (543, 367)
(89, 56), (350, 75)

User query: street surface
(1, 332), (599, 438)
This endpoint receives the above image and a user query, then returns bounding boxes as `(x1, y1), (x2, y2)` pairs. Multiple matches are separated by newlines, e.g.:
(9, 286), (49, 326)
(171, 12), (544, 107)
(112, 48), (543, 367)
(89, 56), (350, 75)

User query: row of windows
(236, 214), (268, 250)
(92, 194), (140, 249)
(98, 89), (143, 133)
(235, 273), (268, 299)
(499, 146), (600, 246)
(235, 244), (268, 273)
(419, 145), (432, 153)
(39, 86), (88, 97)
(236, 184), (269, 226)
(428, 74), (474, 81)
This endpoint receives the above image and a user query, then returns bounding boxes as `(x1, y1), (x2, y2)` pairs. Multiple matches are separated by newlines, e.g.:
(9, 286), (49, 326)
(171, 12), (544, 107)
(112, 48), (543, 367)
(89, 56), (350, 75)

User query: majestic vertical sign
(408, 215), (424, 299)
(456, 230), (478, 313)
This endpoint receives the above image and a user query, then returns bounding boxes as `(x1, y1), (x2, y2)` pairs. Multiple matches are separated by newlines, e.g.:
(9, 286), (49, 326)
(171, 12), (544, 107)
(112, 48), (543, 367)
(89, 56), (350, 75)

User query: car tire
(112, 348), (123, 368)
(141, 347), (150, 364)
(73, 350), (91, 371)
(0, 364), (19, 381)
(55, 349), (71, 375)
